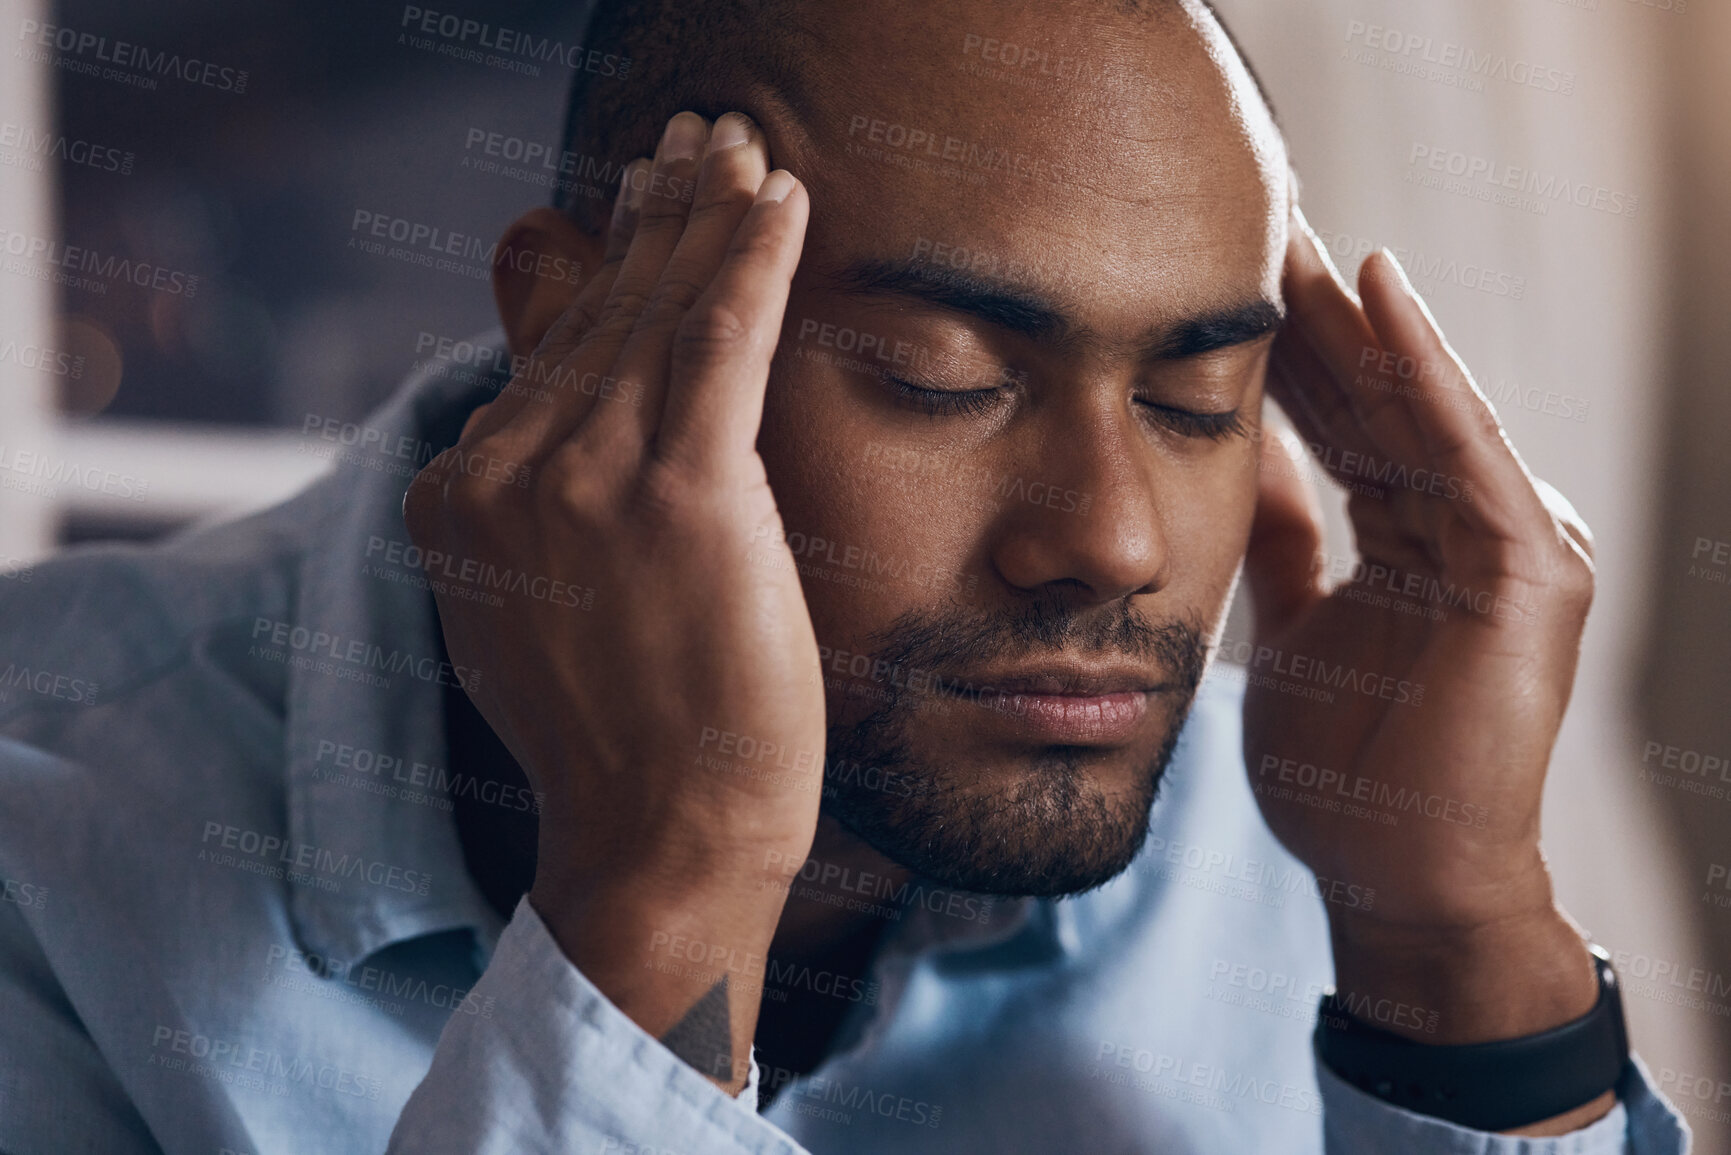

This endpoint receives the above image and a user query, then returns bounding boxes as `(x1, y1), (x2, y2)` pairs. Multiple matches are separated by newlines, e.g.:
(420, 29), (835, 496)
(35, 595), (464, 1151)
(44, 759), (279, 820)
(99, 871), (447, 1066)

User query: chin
(820, 722), (1188, 899)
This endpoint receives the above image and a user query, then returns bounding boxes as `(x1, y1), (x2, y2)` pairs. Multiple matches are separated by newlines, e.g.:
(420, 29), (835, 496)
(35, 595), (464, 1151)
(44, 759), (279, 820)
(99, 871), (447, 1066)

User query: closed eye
(886, 375), (1011, 418)
(1138, 402), (1251, 442)
(885, 374), (1250, 442)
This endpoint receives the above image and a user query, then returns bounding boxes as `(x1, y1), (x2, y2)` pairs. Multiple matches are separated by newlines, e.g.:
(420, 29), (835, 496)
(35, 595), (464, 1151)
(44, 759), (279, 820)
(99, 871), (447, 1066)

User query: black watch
(1314, 943), (1629, 1132)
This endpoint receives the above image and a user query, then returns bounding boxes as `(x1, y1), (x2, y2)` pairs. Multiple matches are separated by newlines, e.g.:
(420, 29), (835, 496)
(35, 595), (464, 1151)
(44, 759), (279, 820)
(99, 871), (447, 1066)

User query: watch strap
(1314, 943), (1629, 1132)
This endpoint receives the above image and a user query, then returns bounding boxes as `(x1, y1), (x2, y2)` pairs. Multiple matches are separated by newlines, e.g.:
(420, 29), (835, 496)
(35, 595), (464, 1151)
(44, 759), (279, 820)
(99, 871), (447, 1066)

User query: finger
(602, 162), (648, 262)
(1356, 250), (1553, 539)
(652, 170), (809, 472)
(485, 114), (709, 465)
(603, 111), (772, 442)
(461, 158), (649, 450)
(1244, 423), (1328, 641)
(1268, 319), (1381, 488)
(1267, 285), (1430, 546)
(1267, 325), (1423, 562)
(589, 112), (710, 341)
(1279, 210), (1429, 467)
(526, 154), (651, 365)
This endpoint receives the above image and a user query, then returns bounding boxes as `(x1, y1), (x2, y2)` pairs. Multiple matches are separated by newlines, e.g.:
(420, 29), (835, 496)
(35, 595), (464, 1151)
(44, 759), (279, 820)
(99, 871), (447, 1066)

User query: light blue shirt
(0, 346), (1691, 1154)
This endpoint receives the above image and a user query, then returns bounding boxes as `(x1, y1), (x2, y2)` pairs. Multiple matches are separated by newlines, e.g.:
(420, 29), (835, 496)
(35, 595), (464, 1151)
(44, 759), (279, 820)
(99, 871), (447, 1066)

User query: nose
(987, 398), (1169, 604)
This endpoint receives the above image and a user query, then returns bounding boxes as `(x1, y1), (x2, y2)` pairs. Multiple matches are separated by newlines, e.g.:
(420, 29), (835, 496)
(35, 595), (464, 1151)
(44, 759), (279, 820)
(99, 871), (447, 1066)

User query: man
(0, 0), (1691, 1152)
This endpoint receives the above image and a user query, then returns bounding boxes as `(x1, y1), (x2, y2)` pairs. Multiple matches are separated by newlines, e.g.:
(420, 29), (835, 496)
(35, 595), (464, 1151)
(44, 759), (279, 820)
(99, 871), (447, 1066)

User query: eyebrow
(832, 259), (1285, 360)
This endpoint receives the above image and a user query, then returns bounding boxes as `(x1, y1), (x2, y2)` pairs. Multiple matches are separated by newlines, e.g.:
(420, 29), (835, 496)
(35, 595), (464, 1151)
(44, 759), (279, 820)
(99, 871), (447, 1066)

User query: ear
(492, 206), (606, 359)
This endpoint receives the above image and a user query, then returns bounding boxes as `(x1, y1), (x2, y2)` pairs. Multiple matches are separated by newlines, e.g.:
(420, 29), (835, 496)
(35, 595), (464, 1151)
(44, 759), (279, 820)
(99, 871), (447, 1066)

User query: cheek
(1163, 449), (1262, 602)
(758, 360), (979, 673)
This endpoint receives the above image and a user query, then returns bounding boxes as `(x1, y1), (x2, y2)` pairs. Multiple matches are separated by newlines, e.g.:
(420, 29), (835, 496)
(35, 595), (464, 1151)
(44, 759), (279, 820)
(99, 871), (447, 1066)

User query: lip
(931, 664), (1176, 745)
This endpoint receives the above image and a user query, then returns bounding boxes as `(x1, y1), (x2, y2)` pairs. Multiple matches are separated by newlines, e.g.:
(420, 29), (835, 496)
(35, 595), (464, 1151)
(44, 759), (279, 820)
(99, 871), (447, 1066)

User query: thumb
(1245, 424), (1327, 641)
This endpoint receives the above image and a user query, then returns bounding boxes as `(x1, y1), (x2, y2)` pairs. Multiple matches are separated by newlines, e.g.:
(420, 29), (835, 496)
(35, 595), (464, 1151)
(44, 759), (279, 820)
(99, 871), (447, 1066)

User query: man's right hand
(402, 110), (821, 1091)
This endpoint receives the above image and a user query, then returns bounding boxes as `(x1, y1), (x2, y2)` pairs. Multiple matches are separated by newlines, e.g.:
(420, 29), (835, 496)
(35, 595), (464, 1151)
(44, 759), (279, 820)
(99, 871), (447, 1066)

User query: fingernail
(709, 112), (754, 153)
(756, 170), (796, 205)
(619, 158), (650, 213)
(660, 112), (708, 162)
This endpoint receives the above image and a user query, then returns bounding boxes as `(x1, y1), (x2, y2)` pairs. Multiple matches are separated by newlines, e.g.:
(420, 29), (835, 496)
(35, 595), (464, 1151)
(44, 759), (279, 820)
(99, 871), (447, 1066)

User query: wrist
(530, 845), (795, 975)
(527, 832), (809, 1092)
(533, 815), (814, 915)
(1328, 904), (1600, 1046)
(1319, 936), (1626, 1136)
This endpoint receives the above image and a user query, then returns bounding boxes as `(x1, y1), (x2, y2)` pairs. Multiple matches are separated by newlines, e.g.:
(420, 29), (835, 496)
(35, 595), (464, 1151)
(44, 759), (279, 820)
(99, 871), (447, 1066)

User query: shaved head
(557, 0), (1276, 228)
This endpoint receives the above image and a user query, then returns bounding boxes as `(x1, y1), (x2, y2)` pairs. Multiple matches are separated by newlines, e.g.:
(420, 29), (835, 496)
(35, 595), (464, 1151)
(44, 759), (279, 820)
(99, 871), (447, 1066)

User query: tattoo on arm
(659, 976), (734, 1078)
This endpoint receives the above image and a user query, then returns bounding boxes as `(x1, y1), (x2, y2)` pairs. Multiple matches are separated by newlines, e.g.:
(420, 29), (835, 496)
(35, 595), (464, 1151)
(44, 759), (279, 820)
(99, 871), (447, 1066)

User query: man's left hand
(1240, 207), (1606, 1133)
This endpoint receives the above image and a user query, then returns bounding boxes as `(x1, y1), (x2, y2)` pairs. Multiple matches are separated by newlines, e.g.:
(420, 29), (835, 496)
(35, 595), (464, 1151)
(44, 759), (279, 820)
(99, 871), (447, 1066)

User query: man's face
(743, 1), (1289, 897)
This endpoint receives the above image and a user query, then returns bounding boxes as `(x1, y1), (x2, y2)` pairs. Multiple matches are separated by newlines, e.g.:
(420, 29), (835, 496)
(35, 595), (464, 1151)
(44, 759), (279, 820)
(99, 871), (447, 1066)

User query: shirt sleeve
(1316, 1046), (1692, 1154)
(386, 895), (807, 1155)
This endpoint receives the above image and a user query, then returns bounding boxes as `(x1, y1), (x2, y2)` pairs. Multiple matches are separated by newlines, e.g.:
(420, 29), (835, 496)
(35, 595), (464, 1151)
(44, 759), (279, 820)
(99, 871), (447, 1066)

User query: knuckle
(1471, 408), (1504, 445)
(443, 469), (500, 527)
(541, 303), (600, 352)
(641, 271), (712, 326)
(727, 222), (784, 264)
(1536, 541), (1595, 613)
(587, 310), (642, 351)
(689, 186), (755, 227)
(1558, 564), (1595, 615)
(673, 300), (752, 362)
(630, 457), (707, 530)
(594, 251), (629, 283)
(405, 453), (501, 550)
(637, 193), (692, 229)
(600, 286), (654, 325)
(539, 443), (611, 526)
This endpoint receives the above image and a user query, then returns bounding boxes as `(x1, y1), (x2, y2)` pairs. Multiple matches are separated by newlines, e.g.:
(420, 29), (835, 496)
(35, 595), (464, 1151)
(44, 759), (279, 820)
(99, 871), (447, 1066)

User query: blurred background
(0, 0), (1726, 1147)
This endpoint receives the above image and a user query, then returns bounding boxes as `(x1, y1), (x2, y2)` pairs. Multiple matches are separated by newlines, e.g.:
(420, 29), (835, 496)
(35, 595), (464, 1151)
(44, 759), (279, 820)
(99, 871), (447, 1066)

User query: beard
(819, 590), (1208, 898)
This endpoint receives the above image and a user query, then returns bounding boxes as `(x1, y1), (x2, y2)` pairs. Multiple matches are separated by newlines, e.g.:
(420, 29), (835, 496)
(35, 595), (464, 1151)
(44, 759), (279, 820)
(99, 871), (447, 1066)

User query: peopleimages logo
(16, 19), (249, 92)
(398, 6), (631, 77)
(1, 878), (47, 910)
(200, 821), (433, 897)
(0, 443), (146, 501)
(1406, 143), (1638, 218)
(1309, 227), (1526, 302)
(247, 617), (480, 692)
(0, 663), (99, 706)
(1344, 21), (1576, 95)
(0, 122), (133, 174)
(264, 944), (497, 1018)
(349, 209), (584, 286)
(0, 228), (199, 297)
(148, 1025), (383, 1100)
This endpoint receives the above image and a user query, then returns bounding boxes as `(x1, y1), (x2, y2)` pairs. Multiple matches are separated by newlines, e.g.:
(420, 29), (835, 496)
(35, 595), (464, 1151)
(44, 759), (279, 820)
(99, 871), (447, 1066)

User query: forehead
(770, 0), (1287, 328)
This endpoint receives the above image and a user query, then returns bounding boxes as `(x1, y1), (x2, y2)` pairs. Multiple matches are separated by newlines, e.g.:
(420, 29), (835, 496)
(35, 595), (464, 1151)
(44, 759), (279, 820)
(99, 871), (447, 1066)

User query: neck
(769, 816), (914, 961)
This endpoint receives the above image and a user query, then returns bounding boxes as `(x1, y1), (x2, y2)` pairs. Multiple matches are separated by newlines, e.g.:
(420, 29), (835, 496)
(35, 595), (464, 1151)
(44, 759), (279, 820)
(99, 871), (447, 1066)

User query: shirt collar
(282, 336), (508, 969)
